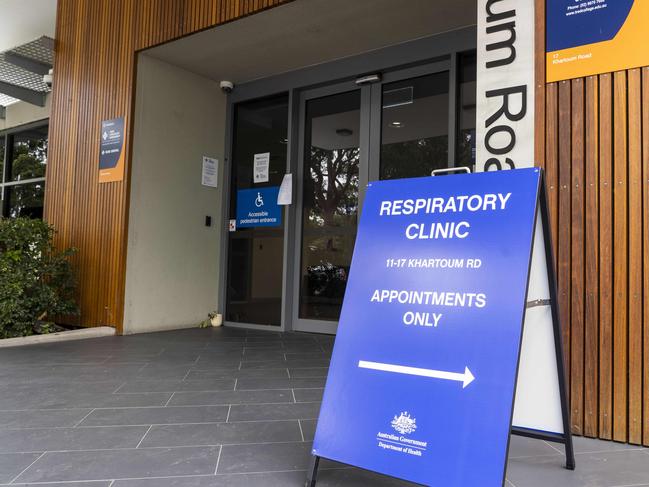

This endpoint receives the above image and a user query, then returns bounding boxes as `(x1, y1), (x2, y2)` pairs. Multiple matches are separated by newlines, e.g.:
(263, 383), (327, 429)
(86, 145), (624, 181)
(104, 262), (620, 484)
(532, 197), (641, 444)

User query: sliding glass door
(292, 61), (459, 334)
(225, 94), (289, 327)
(292, 83), (369, 334)
(224, 55), (477, 333)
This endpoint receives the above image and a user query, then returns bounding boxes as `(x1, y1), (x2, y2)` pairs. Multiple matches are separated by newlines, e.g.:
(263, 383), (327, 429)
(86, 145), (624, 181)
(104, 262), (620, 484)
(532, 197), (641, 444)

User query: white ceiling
(147, 0), (476, 84)
(0, 0), (56, 52)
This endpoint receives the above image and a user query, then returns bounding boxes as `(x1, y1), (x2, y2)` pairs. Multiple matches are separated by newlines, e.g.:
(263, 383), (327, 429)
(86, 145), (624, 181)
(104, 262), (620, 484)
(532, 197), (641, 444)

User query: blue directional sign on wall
(236, 186), (282, 228)
(312, 169), (541, 486)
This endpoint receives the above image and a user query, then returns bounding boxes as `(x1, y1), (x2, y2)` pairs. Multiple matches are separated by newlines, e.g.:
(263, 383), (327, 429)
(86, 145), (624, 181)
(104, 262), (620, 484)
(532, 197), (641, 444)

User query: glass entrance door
(292, 62), (456, 334)
(224, 56), (475, 334)
(225, 94), (289, 327)
(292, 83), (369, 334)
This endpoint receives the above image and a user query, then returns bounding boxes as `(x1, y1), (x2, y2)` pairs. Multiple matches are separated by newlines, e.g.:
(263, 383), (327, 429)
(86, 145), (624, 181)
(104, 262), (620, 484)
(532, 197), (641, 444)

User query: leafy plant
(0, 218), (78, 338)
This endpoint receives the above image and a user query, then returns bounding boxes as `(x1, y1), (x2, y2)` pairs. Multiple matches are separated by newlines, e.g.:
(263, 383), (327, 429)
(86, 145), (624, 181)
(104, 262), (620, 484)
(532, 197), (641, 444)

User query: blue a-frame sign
(307, 168), (574, 487)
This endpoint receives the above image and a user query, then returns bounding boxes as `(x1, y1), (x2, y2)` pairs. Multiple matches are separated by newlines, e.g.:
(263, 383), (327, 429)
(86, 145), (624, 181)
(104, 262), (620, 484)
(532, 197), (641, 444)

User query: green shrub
(0, 218), (78, 338)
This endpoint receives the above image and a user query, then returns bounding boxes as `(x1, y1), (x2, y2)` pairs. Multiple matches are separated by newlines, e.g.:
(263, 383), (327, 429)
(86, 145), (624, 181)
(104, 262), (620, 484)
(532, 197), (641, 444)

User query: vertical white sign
(254, 152), (270, 183)
(201, 156), (218, 188)
(477, 1), (564, 435)
(476, 0), (535, 171)
(277, 173), (293, 205)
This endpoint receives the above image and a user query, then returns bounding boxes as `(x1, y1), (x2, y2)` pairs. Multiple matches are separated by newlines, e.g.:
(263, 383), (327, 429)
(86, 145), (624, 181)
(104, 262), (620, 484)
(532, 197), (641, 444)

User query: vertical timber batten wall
(46, 0), (648, 445)
(535, 0), (649, 447)
(543, 70), (649, 445)
(45, 0), (291, 331)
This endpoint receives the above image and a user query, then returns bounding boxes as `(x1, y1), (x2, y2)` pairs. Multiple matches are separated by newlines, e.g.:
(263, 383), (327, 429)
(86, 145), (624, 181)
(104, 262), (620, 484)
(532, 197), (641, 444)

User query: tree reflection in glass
(11, 129), (48, 181)
(300, 91), (360, 321)
(6, 182), (45, 219)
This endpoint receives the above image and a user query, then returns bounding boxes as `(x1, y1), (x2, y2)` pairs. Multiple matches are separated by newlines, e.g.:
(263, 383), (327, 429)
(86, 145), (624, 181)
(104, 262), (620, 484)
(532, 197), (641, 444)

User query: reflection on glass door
(380, 71), (449, 180)
(225, 94), (288, 326)
(299, 90), (361, 322)
(457, 51), (477, 167)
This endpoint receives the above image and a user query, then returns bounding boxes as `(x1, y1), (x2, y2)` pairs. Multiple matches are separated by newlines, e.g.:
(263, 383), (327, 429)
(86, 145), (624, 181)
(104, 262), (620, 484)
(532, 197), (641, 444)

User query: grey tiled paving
(0, 327), (646, 486)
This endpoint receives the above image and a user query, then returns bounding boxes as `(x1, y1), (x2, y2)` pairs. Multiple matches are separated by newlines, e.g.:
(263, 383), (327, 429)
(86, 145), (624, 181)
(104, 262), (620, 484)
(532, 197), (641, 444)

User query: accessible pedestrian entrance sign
(307, 168), (574, 487)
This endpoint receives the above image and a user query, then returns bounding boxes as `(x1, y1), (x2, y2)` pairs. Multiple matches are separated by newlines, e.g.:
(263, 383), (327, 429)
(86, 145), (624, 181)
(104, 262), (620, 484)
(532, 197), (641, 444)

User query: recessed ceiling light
(389, 121), (403, 128)
(336, 128), (353, 136)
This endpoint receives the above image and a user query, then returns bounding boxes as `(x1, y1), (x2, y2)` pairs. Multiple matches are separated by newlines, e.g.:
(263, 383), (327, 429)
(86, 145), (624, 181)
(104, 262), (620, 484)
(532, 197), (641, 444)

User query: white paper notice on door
(201, 156), (218, 188)
(278, 173), (293, 205)
(254, 152), (270, 183)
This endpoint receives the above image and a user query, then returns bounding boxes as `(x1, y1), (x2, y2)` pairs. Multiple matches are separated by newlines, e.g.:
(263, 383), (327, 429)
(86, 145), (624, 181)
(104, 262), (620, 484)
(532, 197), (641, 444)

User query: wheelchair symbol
(255, 192), (264, 207)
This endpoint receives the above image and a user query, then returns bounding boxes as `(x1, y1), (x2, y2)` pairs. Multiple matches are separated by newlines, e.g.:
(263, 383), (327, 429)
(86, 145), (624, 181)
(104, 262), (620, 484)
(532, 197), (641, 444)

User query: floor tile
(289, 367), (329, 378)
(0, 409), (93, 429)
(300, 419), (317, 441)
(112, 471), (306, 487)
(117, 379), (235, 393)
(506, 449), (649, 487)
(228, 402), (321, 422)
(217, 441), (312, 474)
(241, 350), (287, 361)
(239, 359), (330, 370)
(0, 426), (148, 453)
(0, 392), (172, 410)
(235, 378), (326, 390)
(285, 352), (331, 361)
(140, 420), (302, 447)
(315, 467), (418, 486)
(14, 447), (220, 483)
(0, 452), (42, 483)
(0, 381), (123, 394)
(293, 388), (324, 402)
(79, 406), (229, 426)
(134, 367), (194, 381)
(571, 435), (645, 454)
(168, 390), (293, 406)
(1, 328), (647, 487)
(507, 436), (563, 458)
(191, 358), (243, 368)
(185, 369), (288, 380)
(6, 482), (112, 487)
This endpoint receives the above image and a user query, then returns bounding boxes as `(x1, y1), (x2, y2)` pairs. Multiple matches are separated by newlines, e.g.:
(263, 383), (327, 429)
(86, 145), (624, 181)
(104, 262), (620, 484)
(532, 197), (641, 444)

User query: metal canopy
(0, 36), (53, 111)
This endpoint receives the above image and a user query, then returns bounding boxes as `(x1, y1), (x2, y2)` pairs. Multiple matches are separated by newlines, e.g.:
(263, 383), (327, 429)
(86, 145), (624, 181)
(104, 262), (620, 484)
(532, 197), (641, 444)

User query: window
(456, 51), (476, 167)
(0, 123), (48, 219)
(225, 95), (288, 326)
(380, 71), (450, 179)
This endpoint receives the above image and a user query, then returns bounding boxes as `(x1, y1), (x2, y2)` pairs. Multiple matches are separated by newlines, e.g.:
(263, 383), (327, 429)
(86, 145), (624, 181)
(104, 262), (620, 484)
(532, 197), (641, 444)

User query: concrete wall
(0, 94), (51, 131)
(124, 54), (226, 334)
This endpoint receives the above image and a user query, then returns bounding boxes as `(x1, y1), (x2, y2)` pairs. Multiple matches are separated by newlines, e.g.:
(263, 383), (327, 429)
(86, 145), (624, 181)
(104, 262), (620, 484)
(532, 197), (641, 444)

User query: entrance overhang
(145, 0), (476, 87)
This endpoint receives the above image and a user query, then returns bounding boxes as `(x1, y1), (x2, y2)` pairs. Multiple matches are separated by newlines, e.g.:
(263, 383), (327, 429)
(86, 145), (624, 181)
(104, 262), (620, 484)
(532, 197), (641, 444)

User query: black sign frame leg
(305, 454), (320, 487)
(510, 170), (576, 471)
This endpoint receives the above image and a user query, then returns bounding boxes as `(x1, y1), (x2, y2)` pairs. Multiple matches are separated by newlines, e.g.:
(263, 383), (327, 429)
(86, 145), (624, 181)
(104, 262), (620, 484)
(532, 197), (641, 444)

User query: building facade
(42, 0), (648, 447)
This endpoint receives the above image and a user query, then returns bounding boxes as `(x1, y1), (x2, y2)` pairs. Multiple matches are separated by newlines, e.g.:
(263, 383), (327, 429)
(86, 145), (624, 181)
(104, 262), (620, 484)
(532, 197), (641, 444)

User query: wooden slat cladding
(627, 69), (643, 445)
(643, 67), (649, 446)
(583, 75), (599, 438)
(44, 0), (290, 330)
(545, 70), (649, 445)
(570, 78), (585, 436)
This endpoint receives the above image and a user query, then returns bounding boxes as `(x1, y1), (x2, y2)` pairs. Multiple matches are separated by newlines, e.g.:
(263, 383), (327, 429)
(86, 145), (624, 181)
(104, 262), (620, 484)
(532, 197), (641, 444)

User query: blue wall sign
(312, 169), (541, 486)
(546, 0), (633, 52)
(546, 0), (649, 82)
(98, 117), (125, 183)
(236, 186), (282, 228)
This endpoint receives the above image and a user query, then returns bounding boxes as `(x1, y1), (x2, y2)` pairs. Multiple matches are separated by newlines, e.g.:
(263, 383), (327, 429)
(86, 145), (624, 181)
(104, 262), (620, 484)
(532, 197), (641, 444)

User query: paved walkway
(0, 327), (646, 487)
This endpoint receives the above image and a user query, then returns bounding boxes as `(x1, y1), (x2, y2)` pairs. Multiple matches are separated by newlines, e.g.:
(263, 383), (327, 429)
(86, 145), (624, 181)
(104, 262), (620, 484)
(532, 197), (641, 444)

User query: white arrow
(358, 360), (475, 388)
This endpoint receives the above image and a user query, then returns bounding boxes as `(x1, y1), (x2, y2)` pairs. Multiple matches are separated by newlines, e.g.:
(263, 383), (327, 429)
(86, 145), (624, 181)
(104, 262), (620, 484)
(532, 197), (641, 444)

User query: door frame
(291, 60), (451, 334)
(219, 27), (476, 334)
(291, 80), (370, 334)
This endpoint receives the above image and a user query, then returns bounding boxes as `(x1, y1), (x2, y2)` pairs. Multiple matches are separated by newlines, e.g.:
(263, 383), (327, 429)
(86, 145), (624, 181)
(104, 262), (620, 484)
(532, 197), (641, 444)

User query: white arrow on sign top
(358, 360), (476, 389)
